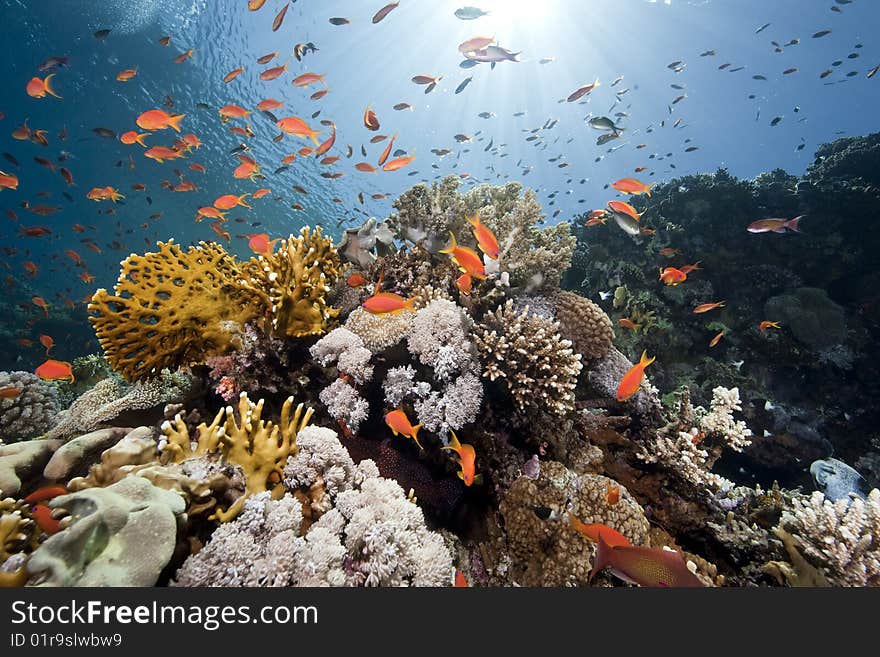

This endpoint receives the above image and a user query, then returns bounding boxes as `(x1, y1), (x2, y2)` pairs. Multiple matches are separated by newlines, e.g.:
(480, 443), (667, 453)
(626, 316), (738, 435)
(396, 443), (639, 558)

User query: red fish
(747, 215), (804, 234)
(659, 266), (687, 286)
(455, 273), (472, 295)
(616, 350), (655, 402)
(26, 74), (62, 99)
(277, 116), (321, 145)
(384, 408), (423, 450)
(136, 109), (184, 132)
(590, 536), (704, 587)
(759, 320), (781, 333)
(247, 233), (277, 256)
(30, 504), (61, 535)
(382, 153), (415, 171)
(440, 231), (486, 279)
(346, 272), (367, 288)
(23, 485), (68, 504)
(466, 213), (499, 259)
(31, 296), (49, 317)
(442, 431), (481, 486)
(693, 301), (725, 314)
(454, 570), (468, 587)
(35, 359), (74, 382)
(568, 515), (630, 548)
(363, 291), (417, 315)
(606, 481), (620, 505)
(709, 331), (725, 348)
(611, 177), (652, 196)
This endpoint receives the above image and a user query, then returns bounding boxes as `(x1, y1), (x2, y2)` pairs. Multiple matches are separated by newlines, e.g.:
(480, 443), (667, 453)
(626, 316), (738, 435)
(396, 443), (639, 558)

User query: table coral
(474, 300), (582, 415)
(0, 371), (61, 443)
(89, 240), (261, 381)
(241, 226), (341, 339)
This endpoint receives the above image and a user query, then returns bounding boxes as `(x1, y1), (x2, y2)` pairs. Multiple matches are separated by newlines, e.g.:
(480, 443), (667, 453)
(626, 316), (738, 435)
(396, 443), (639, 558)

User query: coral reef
(474, 300), (582, 415)
(548, 290), (614, 361)
(88, 240), (262, 381)
(174, 426), (453, 586)
(0, 371), (61, 443)
(26, 477), (184, 586)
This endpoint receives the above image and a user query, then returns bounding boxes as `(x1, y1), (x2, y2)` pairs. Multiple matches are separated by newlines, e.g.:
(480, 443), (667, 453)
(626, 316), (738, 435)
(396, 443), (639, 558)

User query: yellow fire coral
(161, 392), (313, 520)
(88, 240), (261, 381)
(241, 226), (342, 338)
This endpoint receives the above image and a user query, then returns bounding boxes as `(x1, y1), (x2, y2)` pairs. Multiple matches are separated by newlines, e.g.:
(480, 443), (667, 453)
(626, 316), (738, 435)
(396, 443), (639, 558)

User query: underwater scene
(0, 0), (878, 588)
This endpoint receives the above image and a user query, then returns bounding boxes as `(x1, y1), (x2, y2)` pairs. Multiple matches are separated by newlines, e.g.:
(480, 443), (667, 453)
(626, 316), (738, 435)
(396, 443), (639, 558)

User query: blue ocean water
(0, 0), (878, 366)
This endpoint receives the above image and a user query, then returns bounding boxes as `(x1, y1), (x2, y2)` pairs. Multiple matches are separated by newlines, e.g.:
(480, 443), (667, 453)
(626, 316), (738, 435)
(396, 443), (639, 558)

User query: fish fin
(309, 130), (321, 146)
(466, 213), (480, 228)
(590, 535), (613, 582)
(786, 215), (804, 232)
(403, 297), (418, 313)
(44, 74), (62, 99)
(447, 430), (462, 450)
(169, 114), (185, 132)
(639, 350), (655, 368)
(472, 473), (484, 486)
(439, 231), (457, 255)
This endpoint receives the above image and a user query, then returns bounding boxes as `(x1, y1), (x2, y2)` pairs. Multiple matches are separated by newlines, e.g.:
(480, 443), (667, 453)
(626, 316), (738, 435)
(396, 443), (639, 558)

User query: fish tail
(645, 183), (653, 197)
(640, 350), (656, 368)
(466, 213), (480, 228)
(439, 231), (457, 255)
(786, 215), (804, 232)
(309, 130), (321, 146)
(239, 193), (252, 208)
(447, 430), (462, 451)
(169, 113), (185, 132)
(412, 424), (424, 450)
(44, 73), (62, 98)
(589, 536), (613, 583)
(135, 134), (149, 147)
(403, 297), (418, 313)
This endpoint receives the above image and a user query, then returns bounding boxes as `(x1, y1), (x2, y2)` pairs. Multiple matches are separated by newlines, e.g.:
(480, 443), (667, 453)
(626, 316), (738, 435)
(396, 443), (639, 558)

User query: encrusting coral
(88, 240), (262, 381)
(474, 300), (582, 415)
(240, 226), (342, 339)
(160, 392), (313, 520)
(173, 425), (453, 587)
(0, 371), (61, 443)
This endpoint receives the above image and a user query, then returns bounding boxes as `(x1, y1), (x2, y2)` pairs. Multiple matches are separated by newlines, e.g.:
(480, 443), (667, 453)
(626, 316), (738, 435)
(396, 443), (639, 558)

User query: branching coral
(474, 300), (582, 415)
(89, 240), (261, 381)
(407, 299), (476, 381)
(0, 371), (61, 443)
(310, 328), (373, 384)
(173, 427), (453, 587)
(160, 392), (313, 518)
(696, 386), (753, 452)
(549, 290), (614, 361)
(777, 489), (880, 586)
(240, 226), (342, 339)
(47, 371), (191, 440)
(319, 379), (369, 433)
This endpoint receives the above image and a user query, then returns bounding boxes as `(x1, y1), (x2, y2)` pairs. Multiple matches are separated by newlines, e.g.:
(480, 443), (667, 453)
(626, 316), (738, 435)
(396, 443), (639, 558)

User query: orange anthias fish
(136, 109), (185, 132)
(0, 170), (19, 190)
(363, 291), (417, 315)
(346, 272), (367, 288)
(86, 186), (124, 202)
(35, 359), (74, 382)
(261, 62), (289, 81)
(568, 515), (631, 548)
(440, 232), (486, 279)
(120, 131), (149, 147)
(709, 331), (725, 348)
(116, 68), (138, 82)
(247, 233), (277, 256)
(26, 74), (62, 99)
(219, 104), (252, 121)
(223, 66), (244, 83)
(0, 387), (23, 399)
(467, 213), (499, 259)
(377, 133), (397, 166)
(759, 320), (781, 333)
(607, 200), (640, 221)
(144, 146), (185, 163)
(195, 206), (226, 222)
(23, 485), (68, 504)
(606, 481), (620, 505)
(589, 536), (704, 587)
(659, 267), (687, 286)
(355, 162), (377, 173)
(277, 116), (321, 145)
(174, 48), (195, 64)
(693, 301), (725, 314)
(384, 408), (423, 450)
(747, 215), (804, 234)
(618, 318), (639, 332)
(252, 188), (271, 199)
(31, 296), (49, 317)
(210, 221), (231, 241)
(455, 273), (473, 296)
(454, 570), (468, 587)
(292, 72), (325, 87)
(233, 160), (261, 181)
(39, 334), (54, 354)
(442, 431), (481, 486)
(616, 350), (655, 402)
(679, 261), (701, 275)
(611, 177), (653, 197)
(30, 504), (61, 535)
(363, 105), (380, 131)
(214, 193), (251, 210)
(382, 153), (415, 171)
(257, 98), (284, 111)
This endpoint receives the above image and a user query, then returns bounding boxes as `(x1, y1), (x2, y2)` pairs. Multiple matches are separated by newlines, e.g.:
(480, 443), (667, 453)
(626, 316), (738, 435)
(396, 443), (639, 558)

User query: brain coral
(88, 240), (261, 381)
(500, 461), (649, 586)
(549, 289), (614, 361)
(0, 371), (61, 443)
(240, 226), (342, 339)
